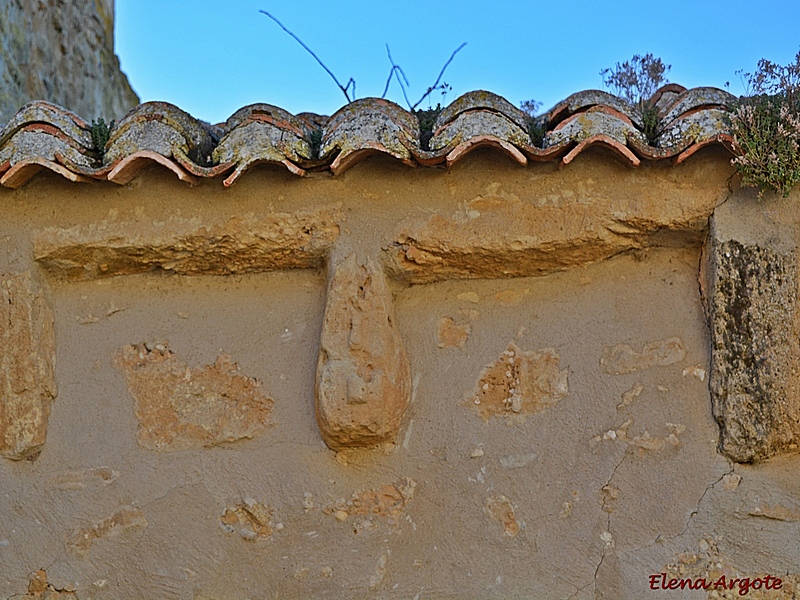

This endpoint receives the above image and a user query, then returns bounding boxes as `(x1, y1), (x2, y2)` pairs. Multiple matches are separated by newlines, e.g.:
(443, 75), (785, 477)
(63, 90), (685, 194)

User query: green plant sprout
(90, 118), (114, 159)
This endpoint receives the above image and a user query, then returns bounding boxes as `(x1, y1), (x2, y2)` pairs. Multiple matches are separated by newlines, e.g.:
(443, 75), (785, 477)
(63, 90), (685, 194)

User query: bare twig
(383, 45), (412, 108)
(259, 10), (354, 103)
(260, 9), (466, 111)
(411, 42), (467, 110)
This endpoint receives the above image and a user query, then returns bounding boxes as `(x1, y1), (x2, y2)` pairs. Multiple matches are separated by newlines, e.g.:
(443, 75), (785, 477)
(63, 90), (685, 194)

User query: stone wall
(0, 144), (799, 598)
(0, 0), (138, 124)
(0, 78), (798, 598)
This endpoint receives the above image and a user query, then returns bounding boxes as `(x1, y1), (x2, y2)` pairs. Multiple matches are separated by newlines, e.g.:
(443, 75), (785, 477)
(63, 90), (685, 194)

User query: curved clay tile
(0, 101), (103, 186)
(320, 98), (418, 175)
(0, 101), (92, 149)
(432, 90), (530, 133)
(104, 102), (218, 182)
(648, 83), (688, 114)
(0, 126), (99, 175)
(0, 157), (91, 189)
(544, 110), (647, 150)
(211, 104), (311, 185)
(106, 150), (198, 186)
(625, 136), (682, 160)
(428, 110), (531, 166)
(659, 87), (736, 126)
(655, 108), (730, 154)
(673, 133), (736, 165)
(560, 134), (641, 167)
(445, 135), (528, 168)
(296, 112), (329, 131)
(545, 90), (643, 130)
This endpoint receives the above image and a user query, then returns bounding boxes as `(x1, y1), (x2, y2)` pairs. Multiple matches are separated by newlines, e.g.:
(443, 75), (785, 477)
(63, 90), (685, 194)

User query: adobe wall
(1, 146), (799, 599)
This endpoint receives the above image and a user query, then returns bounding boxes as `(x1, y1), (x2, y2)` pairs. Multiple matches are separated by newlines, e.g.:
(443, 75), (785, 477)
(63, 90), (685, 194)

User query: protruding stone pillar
(315, 254), (411, 449)
(0, 273), (57, 460)
(703, 195), (800, 462)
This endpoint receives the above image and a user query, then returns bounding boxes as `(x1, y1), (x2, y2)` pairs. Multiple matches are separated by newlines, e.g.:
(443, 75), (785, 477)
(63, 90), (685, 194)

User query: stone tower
(0, 0), (139, 124)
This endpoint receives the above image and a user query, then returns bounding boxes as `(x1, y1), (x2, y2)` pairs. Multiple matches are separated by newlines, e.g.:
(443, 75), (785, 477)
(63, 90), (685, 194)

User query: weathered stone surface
(219, 499), (274, 541)
(437, 317), (471, 349)
(33, 207), (341, 279)
(600, 337), (686, 374)
(324, 479), (416, 521)
(471, 342), (568, 419)
(113, 343), (273, 451)
(0, 0), (138, 124)
(66, 505), (147, 555)
(705, 234), (800, 463)
(484, 495), (520, 537)
(315, 254), (411, 449)
(21, 569), (77, 599)
(0, 273), (57, 460)
(662, 539), (799, 599)
(385, 182), (717, 284)
(51, 467), (119, 490)
(595, 419), (685, 453)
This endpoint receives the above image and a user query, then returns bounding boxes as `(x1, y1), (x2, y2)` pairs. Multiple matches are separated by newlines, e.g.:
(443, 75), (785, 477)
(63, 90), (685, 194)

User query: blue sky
(116, 1), (800, 124)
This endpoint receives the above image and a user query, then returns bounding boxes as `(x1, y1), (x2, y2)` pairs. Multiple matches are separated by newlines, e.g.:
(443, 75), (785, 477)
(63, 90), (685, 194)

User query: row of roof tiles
(0, 85), (737, 189)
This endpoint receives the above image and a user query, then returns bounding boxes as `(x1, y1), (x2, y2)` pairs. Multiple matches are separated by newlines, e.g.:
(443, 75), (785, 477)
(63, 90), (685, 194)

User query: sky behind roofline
(115, 0), (800, 125)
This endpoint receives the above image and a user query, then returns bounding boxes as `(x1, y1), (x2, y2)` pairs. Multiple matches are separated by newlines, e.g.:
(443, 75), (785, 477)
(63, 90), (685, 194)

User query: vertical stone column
(0, 272), (57, 460)
(703, 194), (800, 462)
(315, 254), (411, 449)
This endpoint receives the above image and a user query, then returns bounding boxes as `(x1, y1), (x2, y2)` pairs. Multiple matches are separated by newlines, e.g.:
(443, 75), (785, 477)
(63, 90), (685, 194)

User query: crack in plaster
(666, 463), (734, 543)
(569, 449), (627, 599)
(616, 460), (735, 566)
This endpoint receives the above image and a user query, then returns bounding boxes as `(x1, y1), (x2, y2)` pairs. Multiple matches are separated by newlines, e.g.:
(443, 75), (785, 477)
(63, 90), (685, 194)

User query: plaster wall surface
(0, 149), (798, 599)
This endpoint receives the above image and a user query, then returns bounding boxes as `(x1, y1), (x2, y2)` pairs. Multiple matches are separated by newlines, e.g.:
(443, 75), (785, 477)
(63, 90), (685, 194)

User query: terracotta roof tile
(106, 150), (198, 186)
(561, 134), (641, 168)
(445, 135), (528, 169)
(0, 157), (91, 188)
(212, 104), (311, 185)
(659, 87), (736, 125)
(649, 83), (688, 114)
(546, 90), (643, 129)
(429, 109), (530, 158)
(432, 90), (530, 133)
(321, 98), (418, 175)
(0, 101), (91, 148)
(0, 86), (739, 188)
(656, 107), (730, 153)
(104, 102), (217, 181)
(545, 110), (646, 149)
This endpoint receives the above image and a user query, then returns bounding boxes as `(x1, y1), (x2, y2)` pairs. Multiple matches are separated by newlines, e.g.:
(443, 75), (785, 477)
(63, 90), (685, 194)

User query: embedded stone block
(470, 342), (568, 419)
(0, 273), (57, 460)
(114, 343), (273, 451)
(384, 182), (717, 284)
(315, 254), (411, 449)
(33, 207), (341, 280)
(704, 199), (800, 463)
